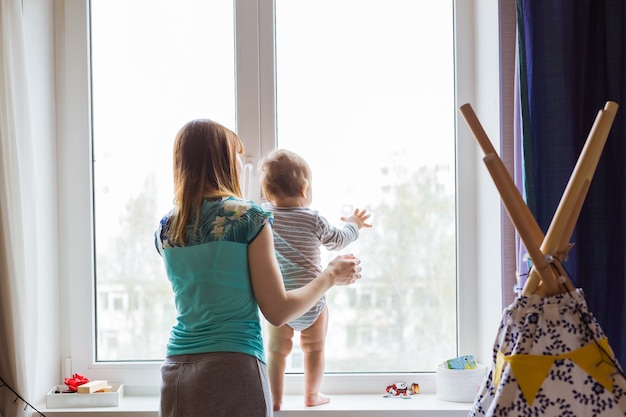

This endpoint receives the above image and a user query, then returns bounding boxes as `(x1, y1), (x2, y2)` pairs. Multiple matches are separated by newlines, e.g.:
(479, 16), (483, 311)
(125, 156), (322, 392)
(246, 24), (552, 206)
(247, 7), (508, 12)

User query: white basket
(436, 363), (486, 403)
(46, 383), (123, 408)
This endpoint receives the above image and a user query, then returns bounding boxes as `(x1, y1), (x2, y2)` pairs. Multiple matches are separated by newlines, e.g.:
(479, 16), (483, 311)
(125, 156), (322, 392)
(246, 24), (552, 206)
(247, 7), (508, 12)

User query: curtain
(0, 0), (42, 415)
(517, 0), (626, 365)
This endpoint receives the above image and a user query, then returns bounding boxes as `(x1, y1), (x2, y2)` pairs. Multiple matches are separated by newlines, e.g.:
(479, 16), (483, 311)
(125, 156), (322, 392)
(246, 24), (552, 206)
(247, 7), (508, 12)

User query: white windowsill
(38, 394), (472, 417)
(37, 373), (477, 416)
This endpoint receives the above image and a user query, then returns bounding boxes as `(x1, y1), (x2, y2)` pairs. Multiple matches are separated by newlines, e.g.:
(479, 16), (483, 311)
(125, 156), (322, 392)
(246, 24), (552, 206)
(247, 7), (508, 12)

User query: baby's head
(260, 149), (312, 205)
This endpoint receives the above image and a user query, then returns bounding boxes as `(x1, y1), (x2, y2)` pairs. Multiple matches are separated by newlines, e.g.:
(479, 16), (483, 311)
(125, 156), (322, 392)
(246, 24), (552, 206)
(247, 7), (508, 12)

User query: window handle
(243, 157), (254, 200)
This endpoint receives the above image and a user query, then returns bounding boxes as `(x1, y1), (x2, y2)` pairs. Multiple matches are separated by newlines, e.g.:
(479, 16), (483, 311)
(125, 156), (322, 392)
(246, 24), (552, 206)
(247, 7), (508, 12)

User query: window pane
(90, 0), (235, 361)
(274, 0), (456, 372)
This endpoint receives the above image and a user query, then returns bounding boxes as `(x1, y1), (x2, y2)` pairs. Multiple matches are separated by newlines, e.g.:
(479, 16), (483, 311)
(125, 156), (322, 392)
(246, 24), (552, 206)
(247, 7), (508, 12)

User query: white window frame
(56, 0), (507, 394)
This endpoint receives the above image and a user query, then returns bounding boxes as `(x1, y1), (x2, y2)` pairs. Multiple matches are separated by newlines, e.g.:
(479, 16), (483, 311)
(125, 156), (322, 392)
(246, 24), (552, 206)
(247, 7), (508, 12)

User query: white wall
(473, 0), (507, 365)
(455, 0), (508, 364)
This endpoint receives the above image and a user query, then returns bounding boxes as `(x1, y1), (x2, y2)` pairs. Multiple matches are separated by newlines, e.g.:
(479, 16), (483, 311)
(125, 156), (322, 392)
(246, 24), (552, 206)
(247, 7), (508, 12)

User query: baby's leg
(268, 323), (294, 412)
(300, 305), (330, 407)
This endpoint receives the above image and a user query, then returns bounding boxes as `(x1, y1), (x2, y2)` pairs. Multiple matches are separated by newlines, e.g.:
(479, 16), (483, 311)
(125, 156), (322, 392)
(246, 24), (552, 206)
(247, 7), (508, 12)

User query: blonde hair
(260, 149), (311, 203)
(170, 119), (244, 244)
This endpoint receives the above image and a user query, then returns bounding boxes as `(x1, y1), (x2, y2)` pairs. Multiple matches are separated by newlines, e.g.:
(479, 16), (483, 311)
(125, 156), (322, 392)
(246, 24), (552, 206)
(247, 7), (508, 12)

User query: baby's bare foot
(305, 393), (330, 407)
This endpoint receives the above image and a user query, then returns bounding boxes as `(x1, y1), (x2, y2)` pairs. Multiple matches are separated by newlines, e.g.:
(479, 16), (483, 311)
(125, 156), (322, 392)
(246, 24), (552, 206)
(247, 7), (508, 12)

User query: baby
(259, 148), (371, 410)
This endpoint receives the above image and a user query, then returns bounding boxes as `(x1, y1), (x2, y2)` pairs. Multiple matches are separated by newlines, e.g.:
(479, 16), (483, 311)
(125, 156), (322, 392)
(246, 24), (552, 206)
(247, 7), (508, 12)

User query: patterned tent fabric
(470, 289), (626, 416)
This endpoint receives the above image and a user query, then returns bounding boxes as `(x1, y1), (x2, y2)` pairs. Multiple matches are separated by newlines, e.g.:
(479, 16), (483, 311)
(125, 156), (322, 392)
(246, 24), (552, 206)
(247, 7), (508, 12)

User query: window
(59, 0), (495, 390)
(90, 0), (236, 362)
(273, 1), (456, 372)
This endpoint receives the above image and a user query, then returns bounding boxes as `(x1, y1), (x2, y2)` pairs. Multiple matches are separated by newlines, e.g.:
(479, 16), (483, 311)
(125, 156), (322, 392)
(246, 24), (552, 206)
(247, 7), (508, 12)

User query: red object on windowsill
(64, 373), (90, 392)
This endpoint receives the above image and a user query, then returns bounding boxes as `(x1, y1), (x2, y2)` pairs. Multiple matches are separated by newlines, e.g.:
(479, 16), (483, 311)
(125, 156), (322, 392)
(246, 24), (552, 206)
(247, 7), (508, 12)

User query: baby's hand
(341, 208), (373, 230)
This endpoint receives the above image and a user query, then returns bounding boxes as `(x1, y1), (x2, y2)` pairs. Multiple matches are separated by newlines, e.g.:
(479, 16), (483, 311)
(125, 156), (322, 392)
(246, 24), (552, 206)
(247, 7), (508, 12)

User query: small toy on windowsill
(77, 380), (110, 393)
(383, 382), (419, 399)
(59, 374), (111, 394)
(444, 354), (476, 370)
(64, 373), (90, 392)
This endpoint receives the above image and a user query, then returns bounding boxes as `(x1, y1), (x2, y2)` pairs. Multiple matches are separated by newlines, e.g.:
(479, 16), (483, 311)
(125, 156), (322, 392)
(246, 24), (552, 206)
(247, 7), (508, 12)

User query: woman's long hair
(169, 119), (244, 245)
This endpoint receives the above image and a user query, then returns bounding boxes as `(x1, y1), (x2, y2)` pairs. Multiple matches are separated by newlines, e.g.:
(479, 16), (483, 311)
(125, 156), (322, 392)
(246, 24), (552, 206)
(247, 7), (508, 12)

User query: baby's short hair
(260, 149), (311, 202)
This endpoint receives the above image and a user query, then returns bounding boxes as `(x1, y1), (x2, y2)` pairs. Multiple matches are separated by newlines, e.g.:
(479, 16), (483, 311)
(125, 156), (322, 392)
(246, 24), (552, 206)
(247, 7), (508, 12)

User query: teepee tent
(460, 102), (626, 416)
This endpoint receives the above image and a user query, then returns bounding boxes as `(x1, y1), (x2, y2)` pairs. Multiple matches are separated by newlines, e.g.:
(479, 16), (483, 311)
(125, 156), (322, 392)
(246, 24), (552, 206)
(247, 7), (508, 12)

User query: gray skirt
(160, 351), (272, 417)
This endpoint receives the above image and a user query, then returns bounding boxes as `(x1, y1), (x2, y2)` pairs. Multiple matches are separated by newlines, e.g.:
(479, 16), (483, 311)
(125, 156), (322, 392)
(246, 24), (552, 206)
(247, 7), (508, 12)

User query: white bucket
(436, 362), (487, 402)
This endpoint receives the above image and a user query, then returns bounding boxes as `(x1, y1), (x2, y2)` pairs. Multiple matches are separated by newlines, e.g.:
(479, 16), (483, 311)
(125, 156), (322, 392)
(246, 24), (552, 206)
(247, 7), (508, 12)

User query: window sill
(38, 394), (471, 417)
(277, 394), (472, 416)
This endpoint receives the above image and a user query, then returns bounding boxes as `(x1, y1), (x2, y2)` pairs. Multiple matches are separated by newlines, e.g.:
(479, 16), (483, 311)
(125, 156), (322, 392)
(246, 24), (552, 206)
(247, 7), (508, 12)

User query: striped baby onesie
(261, 203), (359, 331)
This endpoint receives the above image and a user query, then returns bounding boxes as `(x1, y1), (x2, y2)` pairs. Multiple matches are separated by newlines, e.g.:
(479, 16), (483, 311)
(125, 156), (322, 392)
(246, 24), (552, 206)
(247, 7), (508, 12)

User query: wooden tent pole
(459, 104), (544, 245)
(523, 101), (618, 295)
(483, 154), (561, 295)
(541, 103), (617, 257)
(459, 102), (619, 297)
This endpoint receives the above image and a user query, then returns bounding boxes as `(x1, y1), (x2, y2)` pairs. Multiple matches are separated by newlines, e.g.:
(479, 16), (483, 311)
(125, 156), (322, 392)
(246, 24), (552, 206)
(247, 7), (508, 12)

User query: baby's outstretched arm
(341, 208), (373, 230)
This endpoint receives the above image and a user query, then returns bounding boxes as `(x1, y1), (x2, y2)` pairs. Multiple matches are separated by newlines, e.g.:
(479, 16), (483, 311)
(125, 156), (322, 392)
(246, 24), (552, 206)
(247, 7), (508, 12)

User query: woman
(154, 119), (362, 416)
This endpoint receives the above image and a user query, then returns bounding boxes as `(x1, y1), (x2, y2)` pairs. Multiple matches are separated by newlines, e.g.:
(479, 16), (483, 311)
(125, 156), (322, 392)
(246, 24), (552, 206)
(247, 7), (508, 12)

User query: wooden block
(95, 386), (112, 393)
(77, 380), (108, 393)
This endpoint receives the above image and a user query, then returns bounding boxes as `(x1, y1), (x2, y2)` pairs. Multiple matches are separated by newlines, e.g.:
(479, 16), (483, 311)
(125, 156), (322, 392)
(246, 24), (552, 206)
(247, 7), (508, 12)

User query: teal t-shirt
(155, 197), (273, 362)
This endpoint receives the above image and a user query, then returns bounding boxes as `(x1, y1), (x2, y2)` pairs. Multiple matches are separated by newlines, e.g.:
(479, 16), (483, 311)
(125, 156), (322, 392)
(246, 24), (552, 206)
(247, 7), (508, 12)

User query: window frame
(56, 0), (506, 394)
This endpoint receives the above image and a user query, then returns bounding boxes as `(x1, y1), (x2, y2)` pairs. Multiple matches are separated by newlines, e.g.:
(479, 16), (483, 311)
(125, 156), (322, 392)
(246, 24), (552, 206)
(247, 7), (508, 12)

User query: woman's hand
(249, 224), (362, 326)
(325, 254), (362, 286)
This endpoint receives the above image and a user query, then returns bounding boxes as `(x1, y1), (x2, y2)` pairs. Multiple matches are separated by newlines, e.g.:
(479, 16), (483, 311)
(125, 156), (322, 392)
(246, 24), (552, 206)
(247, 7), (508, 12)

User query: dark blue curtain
(517, 0), (626, 364)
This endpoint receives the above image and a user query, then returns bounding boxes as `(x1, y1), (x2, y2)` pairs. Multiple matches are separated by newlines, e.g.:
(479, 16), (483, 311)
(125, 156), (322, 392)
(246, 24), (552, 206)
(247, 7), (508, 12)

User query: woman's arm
(248, 223), (361, 326)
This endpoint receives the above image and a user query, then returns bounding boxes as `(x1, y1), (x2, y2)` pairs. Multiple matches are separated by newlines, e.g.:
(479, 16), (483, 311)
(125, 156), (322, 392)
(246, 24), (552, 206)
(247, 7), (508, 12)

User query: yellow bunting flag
(495, 338), (615, 406)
